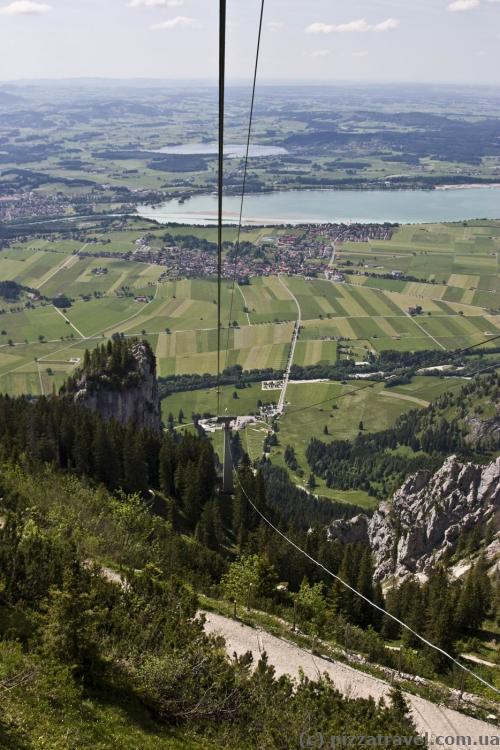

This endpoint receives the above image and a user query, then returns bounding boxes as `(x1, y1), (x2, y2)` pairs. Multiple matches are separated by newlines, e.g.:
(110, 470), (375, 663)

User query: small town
(76, 221), (397, 281)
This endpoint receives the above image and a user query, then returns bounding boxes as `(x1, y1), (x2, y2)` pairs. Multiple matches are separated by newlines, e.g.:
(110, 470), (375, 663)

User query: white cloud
(447, 0), (480, 11)
(267, 21), (284, 31)
(0, 0), (50, 14)
(311, 49), (330, 57)
(129, 0), (184, 6)
(352, 50), (369, 57)
(374, 18), (400, 31)
(151, 15), (198, 30)
(306, 18), (400, 34)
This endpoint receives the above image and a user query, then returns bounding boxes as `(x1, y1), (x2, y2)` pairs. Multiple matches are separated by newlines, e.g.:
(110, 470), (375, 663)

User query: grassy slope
(0, 642), (218, 750)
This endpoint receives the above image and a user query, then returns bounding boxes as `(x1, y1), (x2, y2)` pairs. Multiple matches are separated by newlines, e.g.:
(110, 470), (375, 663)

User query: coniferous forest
(1, 340), (499, 747)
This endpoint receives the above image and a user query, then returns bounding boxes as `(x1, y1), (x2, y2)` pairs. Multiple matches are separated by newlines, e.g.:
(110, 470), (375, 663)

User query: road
(277, 274), (302, 414)
(237, 283), (252, 326)
(52, 305), (85, 339)
(328, 239), (338, 268)
(204, 611), (499, 741)
(404, 310), (447, 351)
(37, 242), (89, 290)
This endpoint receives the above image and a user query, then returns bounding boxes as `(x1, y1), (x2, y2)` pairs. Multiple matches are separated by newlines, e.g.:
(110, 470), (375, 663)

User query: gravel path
(203, 611), (499, 741)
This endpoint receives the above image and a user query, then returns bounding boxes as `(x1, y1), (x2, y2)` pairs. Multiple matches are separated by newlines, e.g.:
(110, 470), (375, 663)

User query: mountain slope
(328, 455), (500, 580)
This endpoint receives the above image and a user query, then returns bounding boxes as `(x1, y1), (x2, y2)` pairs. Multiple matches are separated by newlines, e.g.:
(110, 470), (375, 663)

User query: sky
(0, 0), (500, 84)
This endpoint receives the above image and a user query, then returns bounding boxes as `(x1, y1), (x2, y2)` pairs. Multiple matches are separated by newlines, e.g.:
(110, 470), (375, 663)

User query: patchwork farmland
(0, 220), (498, 502)
(1, 220), (499, 390)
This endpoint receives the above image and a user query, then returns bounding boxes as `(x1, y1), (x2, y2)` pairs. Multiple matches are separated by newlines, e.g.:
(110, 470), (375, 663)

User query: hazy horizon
(2, 77), (499, 90)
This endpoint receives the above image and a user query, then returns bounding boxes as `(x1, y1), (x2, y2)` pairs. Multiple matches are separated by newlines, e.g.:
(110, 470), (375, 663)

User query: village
(128, 221), (396, 281)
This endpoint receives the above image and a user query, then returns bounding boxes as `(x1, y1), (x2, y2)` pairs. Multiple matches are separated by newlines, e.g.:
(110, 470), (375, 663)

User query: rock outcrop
(68, 340), (162, 432)
(328, 456), (500, 580)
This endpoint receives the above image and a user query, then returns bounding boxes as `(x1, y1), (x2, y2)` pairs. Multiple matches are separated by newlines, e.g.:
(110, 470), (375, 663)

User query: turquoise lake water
(138, 186), (500, 226)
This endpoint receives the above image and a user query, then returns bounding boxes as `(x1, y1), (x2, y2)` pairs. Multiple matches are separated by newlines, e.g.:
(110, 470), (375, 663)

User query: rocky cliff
(328, 455), (500, 581)
(65, 339), (162, 433)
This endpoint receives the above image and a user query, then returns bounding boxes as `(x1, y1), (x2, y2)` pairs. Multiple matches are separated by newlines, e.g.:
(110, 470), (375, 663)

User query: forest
(1, 339), (499, 745)
(306, 370), (500, 499)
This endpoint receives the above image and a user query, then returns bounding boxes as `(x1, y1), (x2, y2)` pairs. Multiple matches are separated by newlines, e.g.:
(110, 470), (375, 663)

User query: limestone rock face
(328, 456), (500, 580)
(71, 341), (162, 432)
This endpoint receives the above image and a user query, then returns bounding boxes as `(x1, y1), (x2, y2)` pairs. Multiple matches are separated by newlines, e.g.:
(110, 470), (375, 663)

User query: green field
(1, 223), (498, 396)
(0, 220), (498, 504)
(162, 375), (468, 507)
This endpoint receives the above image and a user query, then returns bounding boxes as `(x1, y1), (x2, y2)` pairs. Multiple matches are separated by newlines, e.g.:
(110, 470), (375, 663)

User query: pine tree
(456, 556), (492, 632)
(182, 461), (201, 528)
(493, 575), (500, 627)
(92, 420), (119, 489)
(334, 544), (361, 622)
(424, 569), (455, 672)
(195, 500), (224, 550)
(41, 561), (101, 680)
(232, 465), (255, 549)
(123, 430), (148, 495)
(72, 415), (94, 476)
(354, 549), (375, 628)
(196, 441), (217, 501)
(159, 436), (176, 496)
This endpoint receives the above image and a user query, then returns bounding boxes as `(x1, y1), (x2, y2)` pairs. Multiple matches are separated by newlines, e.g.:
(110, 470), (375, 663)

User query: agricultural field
(0, 220), (498, 504)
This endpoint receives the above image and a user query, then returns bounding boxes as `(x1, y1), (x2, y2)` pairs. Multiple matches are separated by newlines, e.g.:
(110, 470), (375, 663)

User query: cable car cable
(217, 0), (227, 418)
(223, 0), (266, 372)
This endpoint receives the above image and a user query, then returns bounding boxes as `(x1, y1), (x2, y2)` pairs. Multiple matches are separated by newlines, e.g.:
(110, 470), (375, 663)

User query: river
(138, 185), (500, 225)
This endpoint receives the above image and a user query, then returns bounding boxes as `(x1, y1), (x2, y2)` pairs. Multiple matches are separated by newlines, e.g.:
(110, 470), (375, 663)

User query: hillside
(0, 340), (499, 746)
(306, 370), (500, 501)
(0, 447), (421, 748)
(0, 91), (23, 106)
(328, 455), (500, 580)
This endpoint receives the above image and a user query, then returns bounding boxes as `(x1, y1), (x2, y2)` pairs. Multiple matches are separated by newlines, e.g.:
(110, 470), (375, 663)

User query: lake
(137, 186), (500, 226)
(147, 142), (287, 158)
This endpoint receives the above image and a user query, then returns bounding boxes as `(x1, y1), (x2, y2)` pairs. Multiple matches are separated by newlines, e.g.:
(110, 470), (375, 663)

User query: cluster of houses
(305, 222), (395, 244)
(127, 223), (396, 281)
(0, 192), (80, 222)
(131, 241), (321, 280)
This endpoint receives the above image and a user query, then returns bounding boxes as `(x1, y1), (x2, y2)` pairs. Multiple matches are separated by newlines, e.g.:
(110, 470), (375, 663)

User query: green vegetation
(3, 83), (500, 202)
(306, 370), (500, 500)
(0, 400), (424, 748)
(0, 338), (498, 749)
(0, 219), (498, 503)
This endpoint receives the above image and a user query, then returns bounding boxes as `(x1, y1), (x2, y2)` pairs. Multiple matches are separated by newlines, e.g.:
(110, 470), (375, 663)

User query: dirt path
(461, 653), (498, 669)
(37, 250), (82, 290)
(203, 611), (499, 740)
(379, 390), (430, 407)
(405, 311), (447, 351)
(237, 283), (252, 326)
(53, 305), (85, 339)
